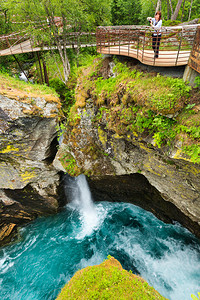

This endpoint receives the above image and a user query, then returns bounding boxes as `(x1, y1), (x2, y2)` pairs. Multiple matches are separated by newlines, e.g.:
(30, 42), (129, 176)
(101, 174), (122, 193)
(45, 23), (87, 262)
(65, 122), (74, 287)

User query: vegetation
(70, 56), (200, 164)
(0, 0), (199, 87)
(111, 0), (142, 25)
(0, 71), (58, 98)
(57, 256), (167, 300)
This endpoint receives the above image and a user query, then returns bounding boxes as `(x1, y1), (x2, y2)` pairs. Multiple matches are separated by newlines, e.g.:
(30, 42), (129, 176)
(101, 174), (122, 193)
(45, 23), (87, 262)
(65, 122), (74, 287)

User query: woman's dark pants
(152, 34), (161, 58)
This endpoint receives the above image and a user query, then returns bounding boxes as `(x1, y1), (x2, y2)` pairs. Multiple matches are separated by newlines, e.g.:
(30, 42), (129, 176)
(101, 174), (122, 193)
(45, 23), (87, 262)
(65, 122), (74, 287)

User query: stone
(54, 71), (200, 238)
(0, 92), (64, 245)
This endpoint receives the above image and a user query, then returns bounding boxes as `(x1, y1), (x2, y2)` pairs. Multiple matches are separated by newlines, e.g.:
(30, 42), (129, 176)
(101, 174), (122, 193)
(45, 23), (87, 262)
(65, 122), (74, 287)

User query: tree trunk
(169, 0), (174, 14)
(171, 0), (183, 21)
(156, 0), (161, 12)
(167, 0), (170, 19)
(188, 0), (194, 21)
(44, 6), (70, 83)
(181, 0), (186, 22)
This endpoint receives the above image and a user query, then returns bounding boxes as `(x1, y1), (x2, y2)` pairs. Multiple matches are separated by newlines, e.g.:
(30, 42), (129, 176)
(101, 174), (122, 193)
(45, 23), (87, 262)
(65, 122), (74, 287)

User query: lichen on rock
(54, 56), (200, 239)
(0, 88), (64, 246)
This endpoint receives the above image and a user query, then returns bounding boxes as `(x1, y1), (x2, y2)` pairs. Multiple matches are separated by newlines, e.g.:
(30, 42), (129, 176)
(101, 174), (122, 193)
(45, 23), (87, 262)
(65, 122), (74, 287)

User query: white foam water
(0, 179), (200, 300)
(67, 174), (100, 239)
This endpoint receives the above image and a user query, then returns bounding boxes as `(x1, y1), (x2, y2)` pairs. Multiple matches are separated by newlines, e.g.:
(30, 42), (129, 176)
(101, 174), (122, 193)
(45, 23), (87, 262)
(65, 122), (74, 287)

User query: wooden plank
(98, 45), (190, 67)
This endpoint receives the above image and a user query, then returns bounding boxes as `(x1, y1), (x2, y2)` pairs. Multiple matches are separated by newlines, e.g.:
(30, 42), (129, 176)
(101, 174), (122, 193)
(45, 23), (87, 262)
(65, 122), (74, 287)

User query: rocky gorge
(0, 56), (200, 247)
(54, 56), (200, 239)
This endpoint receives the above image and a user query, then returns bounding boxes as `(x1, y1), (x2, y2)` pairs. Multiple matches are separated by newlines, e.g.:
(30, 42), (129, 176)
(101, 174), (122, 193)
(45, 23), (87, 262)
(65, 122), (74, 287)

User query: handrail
(0, 24), (199, 70)
(96, 24), (200, 68)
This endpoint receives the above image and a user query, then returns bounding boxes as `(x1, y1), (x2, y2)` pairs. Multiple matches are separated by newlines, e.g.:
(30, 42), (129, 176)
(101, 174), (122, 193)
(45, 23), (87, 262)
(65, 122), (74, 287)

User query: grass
(71, 56), (200, 163)
(0, 72), (58, 98)
(57, 256), (167, 300)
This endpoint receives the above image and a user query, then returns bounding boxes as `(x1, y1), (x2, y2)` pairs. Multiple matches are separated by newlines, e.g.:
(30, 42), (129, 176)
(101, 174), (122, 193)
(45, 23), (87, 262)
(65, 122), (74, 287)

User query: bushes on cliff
(73, 56), (200, 163)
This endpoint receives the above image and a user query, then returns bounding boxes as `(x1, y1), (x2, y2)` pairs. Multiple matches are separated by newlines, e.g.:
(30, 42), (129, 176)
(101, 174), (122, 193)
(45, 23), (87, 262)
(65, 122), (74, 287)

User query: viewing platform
(96, 24), (199, 67)
(0, 24), (199, 69)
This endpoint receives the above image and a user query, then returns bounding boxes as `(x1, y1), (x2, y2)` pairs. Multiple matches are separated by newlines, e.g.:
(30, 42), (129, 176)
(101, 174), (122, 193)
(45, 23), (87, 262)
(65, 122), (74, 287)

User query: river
(0, 175), (200, 300)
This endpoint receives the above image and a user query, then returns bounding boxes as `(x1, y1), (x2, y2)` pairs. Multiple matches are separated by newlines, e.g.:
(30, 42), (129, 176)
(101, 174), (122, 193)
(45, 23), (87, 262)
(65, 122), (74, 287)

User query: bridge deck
(98, 45), (190, 66)
(96, 24), (199, 68)
(0, 24), (199, 69)
(0, 40), (96, 56)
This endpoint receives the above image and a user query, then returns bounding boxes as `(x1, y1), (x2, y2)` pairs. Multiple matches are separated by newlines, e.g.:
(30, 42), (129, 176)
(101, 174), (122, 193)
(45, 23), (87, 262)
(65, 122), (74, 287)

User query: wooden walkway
(0, 24), (199, 68)
(0, 39), (96, 56)
(98, 45), (190, 66)
(96, 24), (199, 67)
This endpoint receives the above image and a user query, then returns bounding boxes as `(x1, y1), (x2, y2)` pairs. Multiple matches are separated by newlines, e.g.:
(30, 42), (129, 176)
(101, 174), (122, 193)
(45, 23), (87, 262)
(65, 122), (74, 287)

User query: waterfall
(65, 174), (99, 238)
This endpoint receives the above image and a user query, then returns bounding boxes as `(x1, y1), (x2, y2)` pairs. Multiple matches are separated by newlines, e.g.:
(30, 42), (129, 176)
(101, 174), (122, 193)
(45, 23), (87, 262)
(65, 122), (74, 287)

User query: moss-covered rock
(0, 76), (65, 246)
(54, 56), (200, 238)
(57, 256), (167, 300)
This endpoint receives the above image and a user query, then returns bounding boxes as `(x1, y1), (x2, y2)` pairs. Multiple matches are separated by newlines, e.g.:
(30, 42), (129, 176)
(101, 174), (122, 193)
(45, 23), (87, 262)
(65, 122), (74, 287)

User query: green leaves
(111, 0), (142, 25)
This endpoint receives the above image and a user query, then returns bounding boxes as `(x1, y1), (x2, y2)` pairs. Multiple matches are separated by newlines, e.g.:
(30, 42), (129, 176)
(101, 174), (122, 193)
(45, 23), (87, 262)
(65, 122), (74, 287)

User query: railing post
(175, 27), (183, 66)
(128, 28), (130, 56)
(119, 29), (121, 55)
(109, 30), (111, 54)
(137, 32), (139, 59)
(141, 28), (146, 62)
(99, 29), (102, 53)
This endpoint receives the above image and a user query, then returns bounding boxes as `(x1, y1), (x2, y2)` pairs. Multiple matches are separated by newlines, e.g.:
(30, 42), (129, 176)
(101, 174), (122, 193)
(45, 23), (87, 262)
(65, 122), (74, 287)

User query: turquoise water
(0, 175), (200, 300)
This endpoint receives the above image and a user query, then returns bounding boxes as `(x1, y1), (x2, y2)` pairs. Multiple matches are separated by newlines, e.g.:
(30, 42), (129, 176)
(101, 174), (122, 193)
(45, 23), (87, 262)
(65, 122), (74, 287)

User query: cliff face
(0, 90), (64, 245)
(54, 57), (200, 238)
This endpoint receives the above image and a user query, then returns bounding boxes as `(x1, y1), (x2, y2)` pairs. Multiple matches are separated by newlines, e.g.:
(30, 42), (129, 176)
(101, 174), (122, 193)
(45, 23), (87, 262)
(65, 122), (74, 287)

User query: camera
(147, 17), (152, 23)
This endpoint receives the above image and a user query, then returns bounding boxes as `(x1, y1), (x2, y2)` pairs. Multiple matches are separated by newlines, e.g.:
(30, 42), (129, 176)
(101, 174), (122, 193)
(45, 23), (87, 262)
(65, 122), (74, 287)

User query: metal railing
(188, 26), (200, 73)
(0, 24), (199, 71)
(0, 30), (97, 56)
(96, 24), (200, 67)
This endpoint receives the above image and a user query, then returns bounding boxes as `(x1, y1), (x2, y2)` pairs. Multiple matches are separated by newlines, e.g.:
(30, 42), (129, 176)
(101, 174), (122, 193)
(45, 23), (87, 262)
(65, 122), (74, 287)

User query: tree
(188, 0), (194, 21)
(111, 0), (142, 25)
(171, 0), (183, 20)
(156, 0), (161, 12)
(3, 0), (112, 83)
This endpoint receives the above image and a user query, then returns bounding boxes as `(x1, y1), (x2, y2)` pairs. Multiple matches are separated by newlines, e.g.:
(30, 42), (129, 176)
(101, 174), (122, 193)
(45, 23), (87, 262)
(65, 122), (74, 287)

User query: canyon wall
(54, 57), (200, 238)
(0, 92), (64, 245)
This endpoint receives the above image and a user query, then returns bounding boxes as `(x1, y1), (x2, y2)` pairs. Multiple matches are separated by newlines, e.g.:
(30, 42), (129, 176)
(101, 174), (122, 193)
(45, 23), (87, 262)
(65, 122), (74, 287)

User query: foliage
(2, 0), (112, 83)
(74, 56), (199, 163)
(111, 0), (142, 25)
(57, 256), (167, 300)
(162, 20), (182, 26)
(60, 151), (78, 176)
(182, 145), (200, 164)
(194, 76), (200, 89)
(0, 71), (58, 97)
(140, 0), (200, 23)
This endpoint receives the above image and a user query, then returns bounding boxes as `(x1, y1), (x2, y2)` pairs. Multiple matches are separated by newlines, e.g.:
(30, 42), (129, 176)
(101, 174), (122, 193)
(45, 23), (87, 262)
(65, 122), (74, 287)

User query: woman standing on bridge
(147, 11), (162, 58)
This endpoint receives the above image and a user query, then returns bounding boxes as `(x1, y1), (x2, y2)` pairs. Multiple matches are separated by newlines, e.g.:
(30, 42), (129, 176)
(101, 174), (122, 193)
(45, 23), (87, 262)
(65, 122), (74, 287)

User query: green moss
(60, 56), (200, 165)
(57, 257), (167, 300)
(60, 150), (81, 177)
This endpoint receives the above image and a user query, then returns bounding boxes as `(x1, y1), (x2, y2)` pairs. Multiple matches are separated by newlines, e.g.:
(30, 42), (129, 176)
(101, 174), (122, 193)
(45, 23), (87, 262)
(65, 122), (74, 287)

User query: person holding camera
(147, 11), (162, 58)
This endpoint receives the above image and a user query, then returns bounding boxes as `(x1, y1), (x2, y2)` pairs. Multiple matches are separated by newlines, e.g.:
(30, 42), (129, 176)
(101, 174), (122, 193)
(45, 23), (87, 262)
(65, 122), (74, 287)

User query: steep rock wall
(0, 92), (64, 245)
(54, 57), (200, 238)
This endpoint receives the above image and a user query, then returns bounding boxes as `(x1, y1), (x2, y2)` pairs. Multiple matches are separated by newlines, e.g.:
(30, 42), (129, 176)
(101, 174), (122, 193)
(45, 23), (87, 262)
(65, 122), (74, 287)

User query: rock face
(54, 101), (200, 238)
(54, 58), (200, 239)
(0, 93), (64, 246)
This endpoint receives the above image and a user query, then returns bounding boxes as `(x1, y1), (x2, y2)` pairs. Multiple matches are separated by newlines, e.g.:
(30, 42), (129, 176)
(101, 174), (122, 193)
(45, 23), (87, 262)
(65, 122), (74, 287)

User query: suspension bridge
(0, 24), (199, 71)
